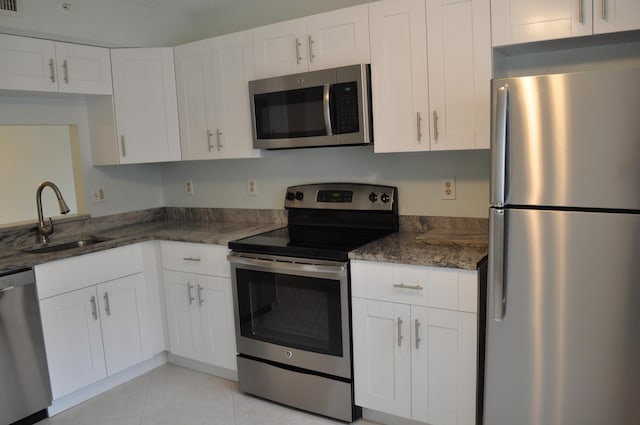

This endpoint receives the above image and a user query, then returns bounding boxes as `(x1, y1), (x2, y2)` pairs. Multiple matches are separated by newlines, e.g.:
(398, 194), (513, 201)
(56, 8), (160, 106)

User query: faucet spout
(36, 181), (70, 243)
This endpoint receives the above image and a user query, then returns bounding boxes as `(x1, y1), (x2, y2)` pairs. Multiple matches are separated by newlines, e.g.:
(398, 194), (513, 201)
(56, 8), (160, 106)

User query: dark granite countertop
(349, 231), (488, 270)
(0, 219), (283, 274)
(0, 209), (489, 273)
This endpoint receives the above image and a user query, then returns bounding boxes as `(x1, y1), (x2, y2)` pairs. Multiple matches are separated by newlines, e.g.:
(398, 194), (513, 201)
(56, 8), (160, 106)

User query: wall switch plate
(247, 178), (258, 197)
(440, 177), (456, 200)
(91, 187), (105, 203)
(184, 179), (194, 196)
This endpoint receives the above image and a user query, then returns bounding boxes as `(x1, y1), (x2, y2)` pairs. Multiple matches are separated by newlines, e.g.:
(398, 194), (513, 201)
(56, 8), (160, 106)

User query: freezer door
(484, 208), (640, 425)
(492, 68), (640, 210)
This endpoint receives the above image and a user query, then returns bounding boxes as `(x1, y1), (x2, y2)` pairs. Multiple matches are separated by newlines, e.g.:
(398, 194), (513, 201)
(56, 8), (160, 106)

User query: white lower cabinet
(36, 244), (154, 400)
(161, 241), (237, 372)
(351, 260), (478, 425)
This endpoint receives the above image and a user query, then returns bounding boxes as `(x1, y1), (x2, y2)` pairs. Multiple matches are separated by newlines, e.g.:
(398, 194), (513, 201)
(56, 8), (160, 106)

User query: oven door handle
(228, 254), (347, 278)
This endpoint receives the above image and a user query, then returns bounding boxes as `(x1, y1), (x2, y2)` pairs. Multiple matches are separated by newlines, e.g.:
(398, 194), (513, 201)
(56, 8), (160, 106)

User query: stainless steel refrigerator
(485, 68), (640, 425)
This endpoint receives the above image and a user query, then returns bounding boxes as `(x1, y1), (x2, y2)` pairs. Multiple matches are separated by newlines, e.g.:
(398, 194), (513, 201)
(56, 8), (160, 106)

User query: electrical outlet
(247, 178), (258, 197)
(184, 179), (194, 196)
(440, 177), (456, 200)
(91, 187), (105, 203)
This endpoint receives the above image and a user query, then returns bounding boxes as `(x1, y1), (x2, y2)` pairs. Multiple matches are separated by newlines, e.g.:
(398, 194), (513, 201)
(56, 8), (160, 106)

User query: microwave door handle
(323, 84), (333, 136)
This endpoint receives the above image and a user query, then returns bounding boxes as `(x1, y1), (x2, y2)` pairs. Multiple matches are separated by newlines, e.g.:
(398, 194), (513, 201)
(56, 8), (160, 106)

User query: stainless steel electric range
(228, 183), (398, 422)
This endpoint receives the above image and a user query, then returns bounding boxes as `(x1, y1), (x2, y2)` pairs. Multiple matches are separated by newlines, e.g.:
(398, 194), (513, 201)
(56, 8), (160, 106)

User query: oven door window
(254, 86), (327, 139)
(236, 269), (343, 357)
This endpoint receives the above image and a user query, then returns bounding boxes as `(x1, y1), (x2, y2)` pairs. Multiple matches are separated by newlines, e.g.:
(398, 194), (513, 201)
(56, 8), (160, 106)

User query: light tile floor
(37, 364), (381, 425)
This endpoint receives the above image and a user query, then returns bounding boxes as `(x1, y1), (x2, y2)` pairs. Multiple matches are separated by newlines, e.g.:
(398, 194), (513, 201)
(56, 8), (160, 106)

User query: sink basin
(22, 236), (111, 254)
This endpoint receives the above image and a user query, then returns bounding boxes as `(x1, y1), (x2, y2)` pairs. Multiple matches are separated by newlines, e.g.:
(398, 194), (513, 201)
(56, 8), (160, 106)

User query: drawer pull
(182, 257), (201, 262)
(393, 283), (424, 291)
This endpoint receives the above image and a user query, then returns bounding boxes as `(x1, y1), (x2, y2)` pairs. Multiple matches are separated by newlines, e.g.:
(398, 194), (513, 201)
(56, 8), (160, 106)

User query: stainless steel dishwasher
(0, 268), (51, 425)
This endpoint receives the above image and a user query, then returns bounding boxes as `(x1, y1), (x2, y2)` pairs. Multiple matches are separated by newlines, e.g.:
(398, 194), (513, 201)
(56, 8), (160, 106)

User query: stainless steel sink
(22, 236), (111, 254)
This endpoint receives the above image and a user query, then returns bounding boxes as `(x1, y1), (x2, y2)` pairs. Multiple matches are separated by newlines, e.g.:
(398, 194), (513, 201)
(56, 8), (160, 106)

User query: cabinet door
(491, 0), (592, 46)
(306, 4), (371, 71)
(197, 275), (237, 370)
(352, 298), (412, 419)
(211, 30), (260, 159)
(97, 274), (151, 376)
(163, 270), (202, 361)
(54, 42), (112, 95)
(427, 0), (490, 150)
(39, 286), (106, 400)
(111, 48), (181, 164)
(253, 18), (308, 78)
(411, 307), (477, 425)
(594, 0), (640, 34)
(174, 39), (217, 160)
(369, 0), (430, 153)
(0, 34), (57, 92)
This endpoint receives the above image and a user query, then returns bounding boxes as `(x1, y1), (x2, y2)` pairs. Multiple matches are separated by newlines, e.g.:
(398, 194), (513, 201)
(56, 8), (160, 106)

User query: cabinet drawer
(160, 241), (230, 277)
(351, 260), (478, 313)
(36, 244), (144, 299)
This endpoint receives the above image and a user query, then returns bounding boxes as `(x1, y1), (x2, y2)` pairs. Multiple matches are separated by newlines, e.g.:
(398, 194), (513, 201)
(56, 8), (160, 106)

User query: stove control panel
(284, 183), (397, 212)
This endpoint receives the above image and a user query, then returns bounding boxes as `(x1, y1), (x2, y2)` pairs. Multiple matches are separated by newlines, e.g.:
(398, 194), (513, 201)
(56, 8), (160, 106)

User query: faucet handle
(38, 217), (54, 243)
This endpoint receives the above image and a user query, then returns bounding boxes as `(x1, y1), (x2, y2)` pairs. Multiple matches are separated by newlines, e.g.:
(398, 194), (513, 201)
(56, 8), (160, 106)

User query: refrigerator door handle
(491, 85), (509, 207)
(489, 208), (506, 321)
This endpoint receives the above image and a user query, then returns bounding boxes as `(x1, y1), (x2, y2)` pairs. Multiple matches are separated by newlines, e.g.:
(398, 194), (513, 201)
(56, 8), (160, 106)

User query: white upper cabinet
(370, 0), (490, 152)
(492, 0), (640, 46)
(175, 30), (259, 160)
(108, 48), (181, 164)
(0, 34), (112, 94)
(53, 42), (113, 95)
(593, 0), (640, 34)
(253, 4), (370, 78)
(369, 0), (430, 153)
(427, 0), (491, 150)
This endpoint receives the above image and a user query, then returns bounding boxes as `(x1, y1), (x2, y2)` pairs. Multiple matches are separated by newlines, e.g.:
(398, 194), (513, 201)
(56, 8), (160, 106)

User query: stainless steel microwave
(248, 64), (372, 150)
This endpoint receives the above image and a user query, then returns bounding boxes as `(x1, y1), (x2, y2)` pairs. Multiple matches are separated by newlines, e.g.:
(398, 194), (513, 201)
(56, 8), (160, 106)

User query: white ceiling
(125, 0), (242, 15)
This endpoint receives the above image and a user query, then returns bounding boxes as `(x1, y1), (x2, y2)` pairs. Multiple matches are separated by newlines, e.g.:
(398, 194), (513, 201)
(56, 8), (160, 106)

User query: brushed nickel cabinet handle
(103, 292), (111, 316)
(433, 110), (439, 142)
(216, 128), (223, 151)
(602, 0), (607, 20)
(393, 283), (424, 291)
(197, 284), (204, 307)
(397, 317), (404, 347)
(207, 130), (214, 152)
(63, 59), (69, 84)
(187, 282), (195, 305)
(308, 35), (315, 63)
(415, 319), (421, 349)
(120, 135), (126, 157)
(182, 257), (201, 262)
(49, 59), (56, 83)
(295, 38), (302, 64)
(90, 296), (98, 320)
(417, 112), (423, 143)
(579, 0), (584, 23)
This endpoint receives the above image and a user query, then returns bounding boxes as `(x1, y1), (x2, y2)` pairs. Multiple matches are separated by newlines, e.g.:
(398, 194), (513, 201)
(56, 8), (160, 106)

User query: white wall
(161, 147), (490, 217)
(0, 94), (166, 219)
(0, 0), (193, 47)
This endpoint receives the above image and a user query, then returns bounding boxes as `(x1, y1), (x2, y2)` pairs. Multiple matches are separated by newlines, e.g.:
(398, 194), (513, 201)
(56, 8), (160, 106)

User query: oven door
(228, 253), (351, 379)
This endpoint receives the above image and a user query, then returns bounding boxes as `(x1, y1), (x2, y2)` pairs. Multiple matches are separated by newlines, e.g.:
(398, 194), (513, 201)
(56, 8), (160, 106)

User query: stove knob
(286, 191), (295, 201)
(380, 193), (391, 203)
(295, 191), (304, 201)
(368, 192), (378, 203)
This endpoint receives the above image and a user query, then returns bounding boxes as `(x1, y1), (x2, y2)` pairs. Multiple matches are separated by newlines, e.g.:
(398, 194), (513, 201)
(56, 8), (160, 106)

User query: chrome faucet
(36, 181), (70, 243)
